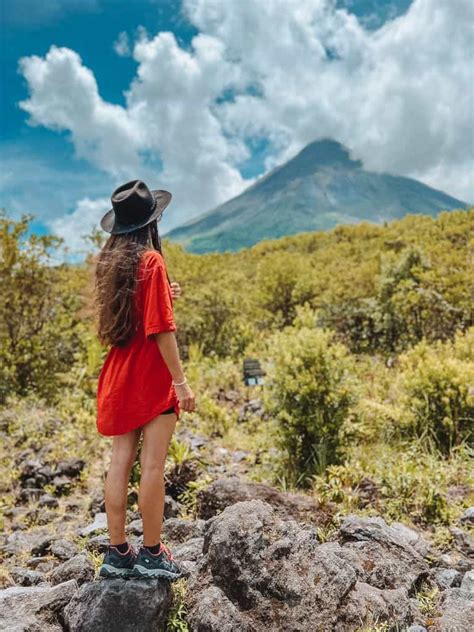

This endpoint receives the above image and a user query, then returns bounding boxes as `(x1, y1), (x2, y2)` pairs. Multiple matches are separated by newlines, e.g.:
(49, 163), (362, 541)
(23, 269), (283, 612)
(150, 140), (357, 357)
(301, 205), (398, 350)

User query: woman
(94, 179), (196, 579)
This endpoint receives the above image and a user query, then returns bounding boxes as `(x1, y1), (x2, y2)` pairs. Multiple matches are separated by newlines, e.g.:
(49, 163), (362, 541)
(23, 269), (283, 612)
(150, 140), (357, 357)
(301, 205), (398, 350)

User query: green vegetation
(1, 208), (473, 609)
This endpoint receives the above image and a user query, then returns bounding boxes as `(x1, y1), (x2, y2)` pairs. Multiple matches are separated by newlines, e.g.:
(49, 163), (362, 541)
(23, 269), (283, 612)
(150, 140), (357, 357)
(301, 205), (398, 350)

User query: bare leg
(104, 427), (141, 545)
(138, 412), (177, 547)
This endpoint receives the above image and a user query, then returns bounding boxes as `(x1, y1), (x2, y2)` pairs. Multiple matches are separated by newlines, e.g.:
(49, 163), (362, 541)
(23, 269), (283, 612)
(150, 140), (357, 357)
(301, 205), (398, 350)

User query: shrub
(265, 323), (359, 485)
(0, 214), (85, 403)
(396, 329), (474, 453)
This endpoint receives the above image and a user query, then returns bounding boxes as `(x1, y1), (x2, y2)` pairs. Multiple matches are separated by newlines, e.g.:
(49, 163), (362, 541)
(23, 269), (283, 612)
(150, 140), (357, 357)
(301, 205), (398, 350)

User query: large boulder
(187, 500), (422, 631)
(338, 515), (429, 591)
(197, 477), (333, 526)
(0, 579), (78, 631)
(63, 578), (172, 632)
(431, 587), (474, 631)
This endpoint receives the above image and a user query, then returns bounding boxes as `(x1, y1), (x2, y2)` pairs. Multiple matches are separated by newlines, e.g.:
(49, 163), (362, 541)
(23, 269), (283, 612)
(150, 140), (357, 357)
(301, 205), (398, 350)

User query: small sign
(243, 358), (266, 386)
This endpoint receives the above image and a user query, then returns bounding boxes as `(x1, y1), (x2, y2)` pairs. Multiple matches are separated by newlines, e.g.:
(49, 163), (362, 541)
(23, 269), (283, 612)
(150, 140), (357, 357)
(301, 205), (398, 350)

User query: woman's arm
(154, 331), (196, 412)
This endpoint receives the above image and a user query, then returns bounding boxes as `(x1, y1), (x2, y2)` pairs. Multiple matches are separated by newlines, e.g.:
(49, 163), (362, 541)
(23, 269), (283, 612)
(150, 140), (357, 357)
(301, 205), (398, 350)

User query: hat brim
(100, 189), (172, 235)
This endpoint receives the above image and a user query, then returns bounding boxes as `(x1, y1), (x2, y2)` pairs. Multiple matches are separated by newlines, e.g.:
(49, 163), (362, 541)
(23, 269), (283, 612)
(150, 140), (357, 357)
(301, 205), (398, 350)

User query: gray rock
(197, 476), (332, 526)
(434, 568), (462, 590)
(64, 578), (172, 631)
(0, 579), (78, 631)
(188, 501), (429, 631)
(164, 495), (181, 518)
(431, 587), (474, 631)
(339, 515), (429, 591)
(460, 506), (474, 524)
(50, 538), (80, 560)
(2, 530), (50, 557)
(407, 626), (427, 632)
(126, 518), (143, 535)
(55, 458), (85, 478)
(78, 512), (107, 537)
(391, 522), (432, 557)
(335, 582), (412, 631)
(162, 517), (206, 543)
(38, 494), (59, 508)
(51, 475), (72, 494)
(450, 526), (474, 557)
(188, 585), (253, 631)
(30, 534), (55, 557)
(84, 534), (109, 553)
(48, 554), (95, 586)
(189, 500), (357, 630)
(461, 570), (474, 594)
(10, 568), (45, 587)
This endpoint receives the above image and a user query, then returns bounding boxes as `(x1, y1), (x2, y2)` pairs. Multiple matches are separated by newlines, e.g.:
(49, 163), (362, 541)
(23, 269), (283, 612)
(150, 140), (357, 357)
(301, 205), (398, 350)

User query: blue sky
(1, 0), (472, 252)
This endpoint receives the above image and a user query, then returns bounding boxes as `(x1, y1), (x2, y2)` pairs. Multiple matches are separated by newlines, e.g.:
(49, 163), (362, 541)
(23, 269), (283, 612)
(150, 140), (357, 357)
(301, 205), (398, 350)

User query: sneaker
(132, 543), (184, 580)
(98, 543), (137, 579)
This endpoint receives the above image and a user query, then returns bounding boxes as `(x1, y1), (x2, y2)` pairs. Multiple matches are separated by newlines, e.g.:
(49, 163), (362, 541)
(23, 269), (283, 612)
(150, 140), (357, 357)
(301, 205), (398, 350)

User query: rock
(339, 515), (429, 591)
(162, 518), (206, 544)
(126, 518), (143, 535)
(55, 458), (85, 478)
(188, 500), (358, 630)
(461, 570), (474, 594)
(172, 537), (204, 575)
(391, 522), (432, 557)
(336, 582), (412, 631)
(431, 587), (474, 631)
(164, 495), (181, 518)
(89, 490), (105, 515)
(51, 475), (72, 495)
(165, 461), (200, 500)
(1, 530), (50, 557)
(31, 534), (55, 557)
(38, 494), (59, 508)
(18, 488), (43, 502)
(450, 526), (474, 557)
(197, 476), (333, 526)
(237, 398), (264, 423)
(188, 585), (254, 632)
(460, 506), (474, 524)
(64, 578), (172, 631)
(231, 450), (250, 463)
(48, 554), (95, 586)
(10, 568), (45, 587)
(433, 568), (462, 590)
(407, 626), (427, 632)
(50, 538), (80, 561)
(26, 556), (51, 568)
(78, 512), (107, 537)
(84, 534), (109, 554)
(0, 579), (78, 631)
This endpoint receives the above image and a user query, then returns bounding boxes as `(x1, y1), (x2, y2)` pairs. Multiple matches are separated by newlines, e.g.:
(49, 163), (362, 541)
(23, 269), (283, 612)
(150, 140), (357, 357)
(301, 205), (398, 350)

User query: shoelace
(160, 542), (174, 561)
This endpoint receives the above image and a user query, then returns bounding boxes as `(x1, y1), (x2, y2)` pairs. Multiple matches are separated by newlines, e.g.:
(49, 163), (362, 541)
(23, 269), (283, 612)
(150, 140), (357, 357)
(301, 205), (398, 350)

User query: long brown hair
(95, 220), (166, 347)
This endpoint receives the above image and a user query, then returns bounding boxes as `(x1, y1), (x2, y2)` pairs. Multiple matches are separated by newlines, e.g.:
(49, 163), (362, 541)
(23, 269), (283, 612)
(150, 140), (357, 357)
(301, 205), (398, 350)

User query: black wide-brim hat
(100, 179), (172, 235)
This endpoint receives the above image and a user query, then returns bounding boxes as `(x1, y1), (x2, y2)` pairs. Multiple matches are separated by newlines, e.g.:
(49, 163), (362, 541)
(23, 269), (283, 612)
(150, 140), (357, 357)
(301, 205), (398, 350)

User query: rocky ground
(1, 421), (473, 631)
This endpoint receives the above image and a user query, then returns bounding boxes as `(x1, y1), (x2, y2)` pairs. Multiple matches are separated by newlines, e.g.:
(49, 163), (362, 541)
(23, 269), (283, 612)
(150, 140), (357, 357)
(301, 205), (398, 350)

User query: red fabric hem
(97, 399), (180, 437)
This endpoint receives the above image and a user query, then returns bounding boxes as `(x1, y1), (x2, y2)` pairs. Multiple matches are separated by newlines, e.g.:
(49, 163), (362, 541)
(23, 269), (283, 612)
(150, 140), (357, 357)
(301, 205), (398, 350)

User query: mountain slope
(166, 139), (468, 253)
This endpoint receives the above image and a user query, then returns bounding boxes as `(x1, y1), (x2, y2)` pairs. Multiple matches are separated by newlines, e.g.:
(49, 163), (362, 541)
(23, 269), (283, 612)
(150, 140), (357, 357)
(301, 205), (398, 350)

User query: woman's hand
(170, 282), (182, 299)
(175, 382), (196, 412)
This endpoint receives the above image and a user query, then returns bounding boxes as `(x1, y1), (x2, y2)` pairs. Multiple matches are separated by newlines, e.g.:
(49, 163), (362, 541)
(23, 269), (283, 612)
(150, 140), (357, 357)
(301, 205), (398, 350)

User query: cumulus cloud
(49, 196), (110, 254)
(18, 0), (474, 241)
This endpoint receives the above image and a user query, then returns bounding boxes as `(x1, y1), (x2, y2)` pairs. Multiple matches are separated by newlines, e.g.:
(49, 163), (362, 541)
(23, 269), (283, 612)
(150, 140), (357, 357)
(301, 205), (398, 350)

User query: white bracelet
(173, 377), (187, 386)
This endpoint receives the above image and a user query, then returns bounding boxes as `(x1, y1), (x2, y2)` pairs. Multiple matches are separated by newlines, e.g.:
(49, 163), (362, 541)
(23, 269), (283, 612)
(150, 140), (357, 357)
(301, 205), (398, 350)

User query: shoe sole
(99, 563), (134, 579)
(132, 564), (183, 581)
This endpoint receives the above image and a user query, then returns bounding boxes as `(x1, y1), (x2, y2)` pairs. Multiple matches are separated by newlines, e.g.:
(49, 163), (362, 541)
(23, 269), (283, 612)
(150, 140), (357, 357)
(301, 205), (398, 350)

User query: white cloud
(18, 0), (474, 233)
(49, 196), (109, 253)
(113, 31), (131, 57)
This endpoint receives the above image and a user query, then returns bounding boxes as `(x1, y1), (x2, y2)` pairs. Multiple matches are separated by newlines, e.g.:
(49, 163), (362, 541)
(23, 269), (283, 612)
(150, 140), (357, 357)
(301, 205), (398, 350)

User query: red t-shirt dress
(96, 249), (180, 436)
